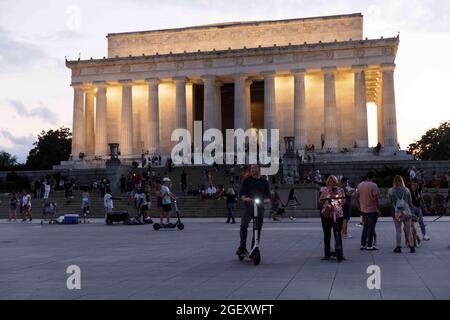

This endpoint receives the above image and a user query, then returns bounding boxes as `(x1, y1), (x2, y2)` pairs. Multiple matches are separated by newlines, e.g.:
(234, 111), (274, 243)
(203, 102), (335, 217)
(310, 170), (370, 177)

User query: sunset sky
(1, 0), (449, 162)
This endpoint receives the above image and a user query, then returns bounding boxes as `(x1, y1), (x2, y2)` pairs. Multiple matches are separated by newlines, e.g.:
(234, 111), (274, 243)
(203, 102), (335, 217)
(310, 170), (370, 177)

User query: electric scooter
(153, 200), (184, 231)
(238, 198), (261, 265)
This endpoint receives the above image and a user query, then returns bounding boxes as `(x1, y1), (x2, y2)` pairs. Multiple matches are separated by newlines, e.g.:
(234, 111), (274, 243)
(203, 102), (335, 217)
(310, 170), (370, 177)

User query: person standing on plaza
(21, 189), (32, 222)
(388, 175), (416, 253)
(341, 177), (355, 239)
(356, 172), (380, 251)
(8, 192), (18, 221)
(81, 190), (90, 223)
(286, 188), (300, 221)
(408, 178), (430, 241)
(319, 175), (346, 260)
(270, 185), (283, 221)
(225, 187), (237, 224)
(235, 164), (271, 257)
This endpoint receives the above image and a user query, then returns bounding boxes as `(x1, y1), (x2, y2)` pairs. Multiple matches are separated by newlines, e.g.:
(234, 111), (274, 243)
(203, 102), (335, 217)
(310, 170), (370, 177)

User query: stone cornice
(66, 37), (399, 69)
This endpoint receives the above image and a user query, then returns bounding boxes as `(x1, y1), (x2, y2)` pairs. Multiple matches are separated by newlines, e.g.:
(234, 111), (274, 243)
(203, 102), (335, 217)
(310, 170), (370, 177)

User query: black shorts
(343, 206), (350, 221)
(162, 203), (172, 212)
(82, 206), (90, 214)
(140, 204), (149, 211)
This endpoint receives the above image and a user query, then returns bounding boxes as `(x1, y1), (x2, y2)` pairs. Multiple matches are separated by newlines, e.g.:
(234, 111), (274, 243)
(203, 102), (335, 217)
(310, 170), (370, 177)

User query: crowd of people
(3, 163), (450, 259)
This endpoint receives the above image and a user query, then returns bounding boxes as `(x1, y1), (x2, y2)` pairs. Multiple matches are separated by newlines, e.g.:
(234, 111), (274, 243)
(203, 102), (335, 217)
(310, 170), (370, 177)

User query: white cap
(162, 177), (171, 182)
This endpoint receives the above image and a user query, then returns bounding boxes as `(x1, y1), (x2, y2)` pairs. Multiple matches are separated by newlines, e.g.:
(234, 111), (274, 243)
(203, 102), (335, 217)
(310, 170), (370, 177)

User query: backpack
(393, 189), (411, 220)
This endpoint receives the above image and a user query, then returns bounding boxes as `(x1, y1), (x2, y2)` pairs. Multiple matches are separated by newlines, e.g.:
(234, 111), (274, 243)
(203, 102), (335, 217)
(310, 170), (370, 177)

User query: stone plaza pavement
(0, 217), (449, 300)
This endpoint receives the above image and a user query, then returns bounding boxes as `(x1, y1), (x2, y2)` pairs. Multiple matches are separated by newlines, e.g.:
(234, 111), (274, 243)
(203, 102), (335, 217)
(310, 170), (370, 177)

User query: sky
(0, 0), (449, 162)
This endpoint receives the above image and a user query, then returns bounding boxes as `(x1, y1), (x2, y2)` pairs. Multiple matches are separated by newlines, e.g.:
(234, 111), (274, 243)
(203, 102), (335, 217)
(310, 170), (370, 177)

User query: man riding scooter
(236, 164), (271, 258)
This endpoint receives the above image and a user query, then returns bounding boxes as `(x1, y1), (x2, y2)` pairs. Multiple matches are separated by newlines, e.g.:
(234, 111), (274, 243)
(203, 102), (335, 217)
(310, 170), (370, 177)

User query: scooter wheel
(253, 250), (261, 265)
(177, 223), (184, 230)
(153, 223), (161, 230)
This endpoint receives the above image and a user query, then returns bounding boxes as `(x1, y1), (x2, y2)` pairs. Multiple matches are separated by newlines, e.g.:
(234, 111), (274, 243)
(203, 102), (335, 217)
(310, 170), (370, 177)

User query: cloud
(0, 27), (51, 71)
(0, 129), (35, 147)
(6, 99), (58, 124)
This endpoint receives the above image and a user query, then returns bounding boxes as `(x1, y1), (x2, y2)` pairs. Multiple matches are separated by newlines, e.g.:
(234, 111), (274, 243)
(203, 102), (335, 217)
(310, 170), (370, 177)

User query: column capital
(215, 80), (224, 87)
(292, 68), (306, 75)
(118, 79), (133, 86)
(70, 82), (85, 89)
(380, 63), (396, 72)
(232, 73), (247, 81)
(261, 71), (276, 78)
(173, 76), (188, 83)
(92, 80), (107, 88)
(352, 64), (368, 72)
(145, 77), (160, 84)
(322, 66), (337, 74)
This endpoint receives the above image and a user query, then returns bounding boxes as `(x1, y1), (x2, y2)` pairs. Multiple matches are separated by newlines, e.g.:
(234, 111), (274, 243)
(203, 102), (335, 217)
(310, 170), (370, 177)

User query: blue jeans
(412, 207), (426, 236)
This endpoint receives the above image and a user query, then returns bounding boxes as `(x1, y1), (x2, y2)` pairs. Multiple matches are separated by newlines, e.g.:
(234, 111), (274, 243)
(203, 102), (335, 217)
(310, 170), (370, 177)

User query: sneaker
(410, 246), (416, 253)
(235, 246), (248, 256)
(360, 246), (367, 250)
(366, 246), (378, 251)
(289, 216), (296, 221)
(415, 237), (421, 248)
(423, 235), (430, 241)
(356, 223), (363, 228)
(393, 247), (402, 253)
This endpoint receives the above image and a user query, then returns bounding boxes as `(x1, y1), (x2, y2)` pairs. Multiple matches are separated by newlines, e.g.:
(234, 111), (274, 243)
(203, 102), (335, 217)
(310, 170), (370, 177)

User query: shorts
(82, 206), (90, 214)
(162, 203), (172, 212)
(140, 204), (149, 211)
(343, 206), (350, 221)
(10, 205), (17, 211)
(157, 197), (163, 208)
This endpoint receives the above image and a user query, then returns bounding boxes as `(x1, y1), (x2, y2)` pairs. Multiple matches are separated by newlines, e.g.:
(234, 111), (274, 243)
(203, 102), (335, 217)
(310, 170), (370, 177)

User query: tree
(0, 151), (17, 170)
(26, 127), (72, 170)
(408, 121), (450, 160)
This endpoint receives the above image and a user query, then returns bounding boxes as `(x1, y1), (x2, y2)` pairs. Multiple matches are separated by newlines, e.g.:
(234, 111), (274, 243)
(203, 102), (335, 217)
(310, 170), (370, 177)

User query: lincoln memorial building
(66, 13), (403, 164)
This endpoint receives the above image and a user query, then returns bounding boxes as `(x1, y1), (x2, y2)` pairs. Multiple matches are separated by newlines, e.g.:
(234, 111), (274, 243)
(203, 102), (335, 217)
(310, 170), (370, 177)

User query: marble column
(202, 75), (216, 132)
(323, 67), (338, 149)
(263, 71), (277, 146)
(215, 81), (223, 131)
(146, 78), (160, 154)
(245, 79), (253, 129)
(292, 69), (307, 150)
(377, 103), (384, 144)
(174, 77), (187, 129)
(119, 80), (133, 156)
(353, 65), (369, 148)
(94, 82), (108, 157)
(234, 74), (247, 131)
(381, 63), (398, 149)
(71, 84), (85, 158)
(84, 86), (95, 156)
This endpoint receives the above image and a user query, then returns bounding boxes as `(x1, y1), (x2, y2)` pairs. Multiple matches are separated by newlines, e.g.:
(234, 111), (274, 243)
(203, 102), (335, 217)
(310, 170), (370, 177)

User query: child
(81, 191), (90, 223)
(21, 190), (32, 222)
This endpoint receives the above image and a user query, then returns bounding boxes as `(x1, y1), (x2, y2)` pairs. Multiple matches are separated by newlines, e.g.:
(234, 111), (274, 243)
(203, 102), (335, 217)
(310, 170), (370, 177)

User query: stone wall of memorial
(107, 14), (363, 57)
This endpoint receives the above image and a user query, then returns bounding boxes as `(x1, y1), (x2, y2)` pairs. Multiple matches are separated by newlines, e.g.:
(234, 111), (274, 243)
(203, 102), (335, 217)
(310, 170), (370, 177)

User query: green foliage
(408, 121), (450, 160)
(0, 151), (18, 170)
(25, 127), (72, 170)
(0, 171), (30, 193)
(372, 166), (409, 188)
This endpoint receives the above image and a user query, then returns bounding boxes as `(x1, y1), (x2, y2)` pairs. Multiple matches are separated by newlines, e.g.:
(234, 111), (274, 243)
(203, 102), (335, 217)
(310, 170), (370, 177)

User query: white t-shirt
(22, 194), (31, 207)
(104, 193), (113, 209)
(161, 185), (172, 205)
(207, 186), (217, 195)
